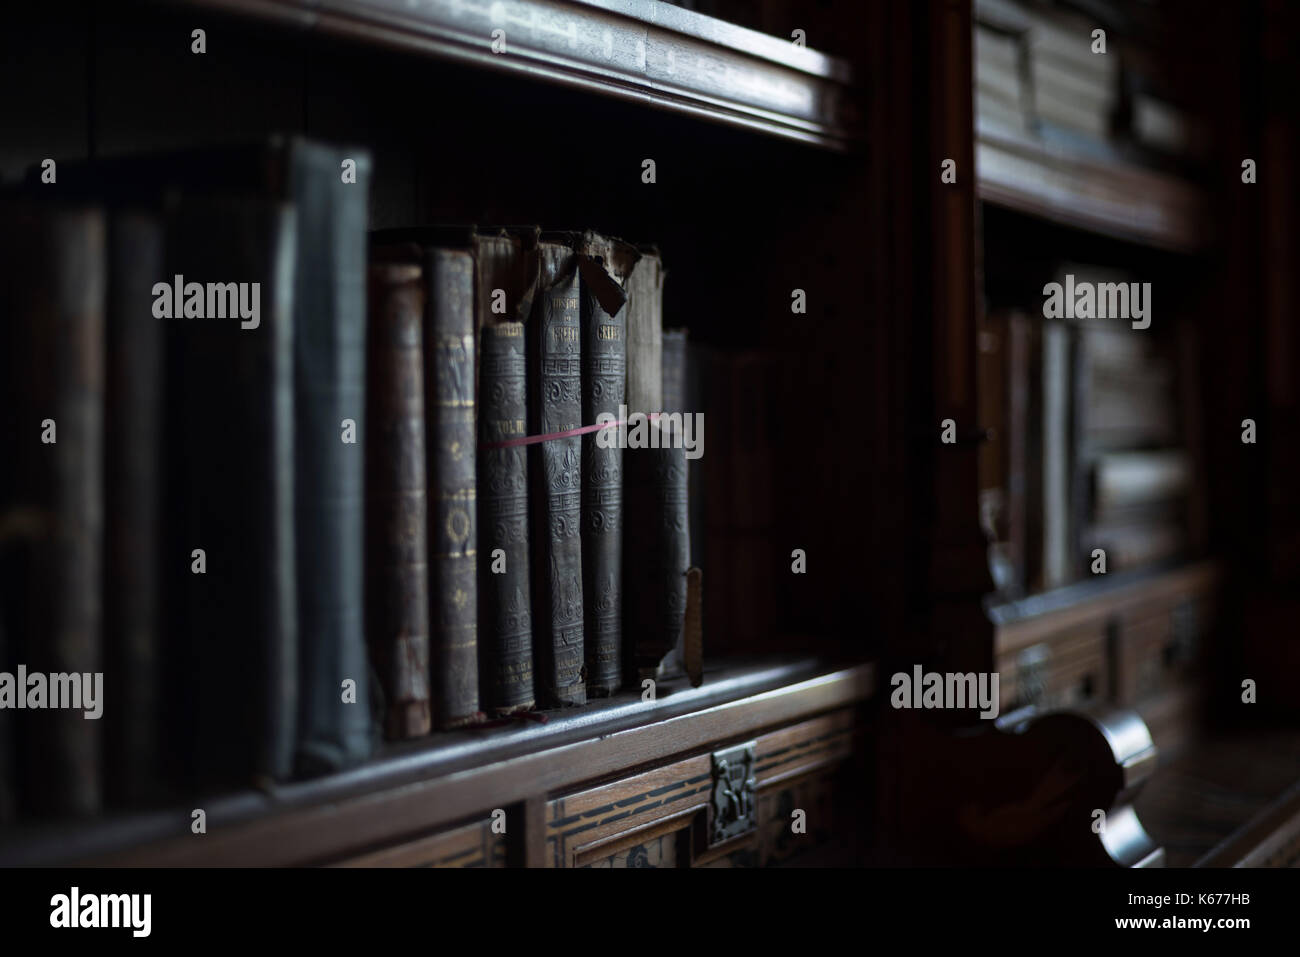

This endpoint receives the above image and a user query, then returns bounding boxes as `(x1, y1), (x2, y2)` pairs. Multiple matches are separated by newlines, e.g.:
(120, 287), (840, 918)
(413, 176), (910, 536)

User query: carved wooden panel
(697, 769), (838, 867)
(576, 816), (689, 869)
(546, 709), (856, 867)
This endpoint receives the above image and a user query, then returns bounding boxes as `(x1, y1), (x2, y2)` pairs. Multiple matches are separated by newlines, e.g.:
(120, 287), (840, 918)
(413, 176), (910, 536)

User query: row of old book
(975, 0), (1206, 160)
(366, 227), (695, 736)
(0, 137), (694, 823)
(979, 262), (1199, 598)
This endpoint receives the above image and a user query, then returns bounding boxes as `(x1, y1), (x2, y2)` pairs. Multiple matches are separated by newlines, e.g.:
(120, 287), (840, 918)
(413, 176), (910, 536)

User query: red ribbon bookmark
(479, 414), (662, 450)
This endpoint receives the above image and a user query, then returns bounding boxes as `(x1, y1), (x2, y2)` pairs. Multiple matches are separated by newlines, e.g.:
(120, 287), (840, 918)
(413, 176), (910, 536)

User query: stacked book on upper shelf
(973, 0), (1208, 249)
(1072, 303), (1191, 575)
(0, 137), (711, 827)
(975, 0), (1204, 155)
(979, 263), (1203, 598)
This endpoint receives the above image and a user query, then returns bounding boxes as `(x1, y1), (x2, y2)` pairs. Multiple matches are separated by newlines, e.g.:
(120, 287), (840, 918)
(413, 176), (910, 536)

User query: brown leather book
(365, 262), (432, 739)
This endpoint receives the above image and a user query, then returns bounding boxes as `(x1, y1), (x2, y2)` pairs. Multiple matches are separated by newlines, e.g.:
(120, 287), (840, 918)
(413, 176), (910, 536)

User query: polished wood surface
(168, 0), (866, 150)
(0, 659), (874, 866)
(1137, 730), (1300, 868)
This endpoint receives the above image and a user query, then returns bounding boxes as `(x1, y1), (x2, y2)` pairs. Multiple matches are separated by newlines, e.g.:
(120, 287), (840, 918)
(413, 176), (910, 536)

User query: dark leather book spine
(104, 211), (164, 805)
(291, 144), (375, 774)
(1, 205), (106, 817)
(365, 263), (432, 739)
(424, 249), (481, 728)
(163, 199), (298, 787)
(580, 283), (624, 696)
(529, 241), (586, 707)
(478, 320), (535, 714)
(662, 330), (705, 569)
(577, 238), (638, 697)
(624, 429), (690, 681)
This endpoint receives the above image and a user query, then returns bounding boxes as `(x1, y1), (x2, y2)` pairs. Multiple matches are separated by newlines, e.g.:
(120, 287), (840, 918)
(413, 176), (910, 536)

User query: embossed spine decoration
(478, 319), (535, 714)
(425, 249), (481, 728)
(578, 236), (638, 696)
(365, 262), (431, 739)
(529, 239), (586, 706)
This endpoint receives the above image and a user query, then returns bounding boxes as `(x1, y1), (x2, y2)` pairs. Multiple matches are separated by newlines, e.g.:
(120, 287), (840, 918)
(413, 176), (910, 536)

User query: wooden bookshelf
(976, 120), (1207, 252)
(13, 0), (1269, 872)
(0, 0), (897, 870)
(172, 0), (867, 151)
(0, 659), (875, 866)
(963, 0), (1300, 873)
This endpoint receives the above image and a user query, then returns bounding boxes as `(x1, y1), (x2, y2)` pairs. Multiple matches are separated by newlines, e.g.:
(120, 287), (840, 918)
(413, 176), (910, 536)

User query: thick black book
(577, 233), (639, 696)
(0, 201), (106, 817)
(528, 235), (586, 707)
(162, 197), (298, 788)
(104, 211), (165, 805)
(287, 143), (374, 774)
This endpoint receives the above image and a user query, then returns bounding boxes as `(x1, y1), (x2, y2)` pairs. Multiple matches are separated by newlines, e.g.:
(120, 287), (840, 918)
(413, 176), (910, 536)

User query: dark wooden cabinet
(4, 0), (1299, 873)
(1, 662), (873, 867)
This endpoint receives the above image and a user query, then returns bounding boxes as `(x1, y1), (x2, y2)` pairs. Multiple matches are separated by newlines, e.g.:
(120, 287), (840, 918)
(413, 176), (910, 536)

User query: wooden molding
(976, 122), (1207, 252)
(169, 0), (867, 151)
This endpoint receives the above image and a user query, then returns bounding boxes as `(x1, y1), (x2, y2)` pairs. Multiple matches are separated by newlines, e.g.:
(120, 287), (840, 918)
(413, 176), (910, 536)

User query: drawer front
(546, 709), (857, 868)
(997, 624), (1109, 711)
(332, 818), (506, 867)
(1116, 590), (1214, 705)
(995, 568), (1219, 714)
